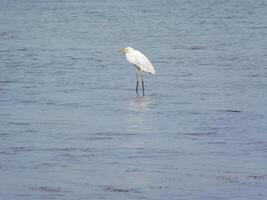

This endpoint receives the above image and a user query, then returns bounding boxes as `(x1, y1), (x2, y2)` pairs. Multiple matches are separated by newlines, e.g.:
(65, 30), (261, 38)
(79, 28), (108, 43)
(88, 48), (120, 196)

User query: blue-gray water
(1, 0), (267, 199)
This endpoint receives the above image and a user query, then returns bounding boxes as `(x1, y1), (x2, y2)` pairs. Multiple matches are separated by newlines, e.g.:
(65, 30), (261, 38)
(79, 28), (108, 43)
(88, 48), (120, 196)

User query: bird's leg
(136, 73), (139, 96)
(141, 74), (145, 96)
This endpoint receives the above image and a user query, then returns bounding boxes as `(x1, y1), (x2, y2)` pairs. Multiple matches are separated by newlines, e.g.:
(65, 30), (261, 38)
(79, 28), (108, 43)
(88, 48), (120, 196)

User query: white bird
(119, 47), (156, 96)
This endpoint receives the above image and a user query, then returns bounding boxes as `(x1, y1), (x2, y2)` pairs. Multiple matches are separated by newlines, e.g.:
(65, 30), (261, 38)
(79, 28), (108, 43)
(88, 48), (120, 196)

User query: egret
(119, 47), (156, 96)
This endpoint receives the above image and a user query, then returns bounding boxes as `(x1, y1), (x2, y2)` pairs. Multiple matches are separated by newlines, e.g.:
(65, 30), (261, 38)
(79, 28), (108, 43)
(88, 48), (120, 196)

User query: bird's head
(119, 47), (134, 54)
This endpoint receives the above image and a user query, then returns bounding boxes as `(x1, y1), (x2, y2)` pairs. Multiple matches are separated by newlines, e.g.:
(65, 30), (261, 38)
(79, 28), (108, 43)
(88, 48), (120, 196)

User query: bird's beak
(119, 48), (126, 53)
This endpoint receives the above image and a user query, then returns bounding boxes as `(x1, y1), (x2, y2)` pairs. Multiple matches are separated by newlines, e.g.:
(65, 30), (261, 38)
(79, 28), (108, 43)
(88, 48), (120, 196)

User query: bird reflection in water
(126, 96), (154, 134)
(129, 96), (153, 112)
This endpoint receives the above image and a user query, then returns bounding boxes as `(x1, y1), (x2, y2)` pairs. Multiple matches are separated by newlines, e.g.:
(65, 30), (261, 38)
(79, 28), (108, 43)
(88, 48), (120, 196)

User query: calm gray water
(1, 0), (267, 199)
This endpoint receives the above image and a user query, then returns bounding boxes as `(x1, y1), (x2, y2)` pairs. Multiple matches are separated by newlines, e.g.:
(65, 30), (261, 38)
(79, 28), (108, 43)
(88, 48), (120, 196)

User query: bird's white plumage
(119, 47), (156, 96)
(124, 47), (156, 74)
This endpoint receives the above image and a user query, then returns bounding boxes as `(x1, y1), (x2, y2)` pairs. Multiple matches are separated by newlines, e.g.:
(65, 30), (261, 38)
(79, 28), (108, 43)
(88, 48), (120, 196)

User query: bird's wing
(133, 50), (156, 74)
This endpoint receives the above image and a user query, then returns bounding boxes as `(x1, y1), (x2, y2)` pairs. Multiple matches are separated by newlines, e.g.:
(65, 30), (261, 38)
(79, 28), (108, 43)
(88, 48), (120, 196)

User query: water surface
(1, 0), (267, 199)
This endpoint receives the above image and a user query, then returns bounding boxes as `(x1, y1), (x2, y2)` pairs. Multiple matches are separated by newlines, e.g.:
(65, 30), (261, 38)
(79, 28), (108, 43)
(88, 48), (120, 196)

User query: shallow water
(1, 0), (267, 199)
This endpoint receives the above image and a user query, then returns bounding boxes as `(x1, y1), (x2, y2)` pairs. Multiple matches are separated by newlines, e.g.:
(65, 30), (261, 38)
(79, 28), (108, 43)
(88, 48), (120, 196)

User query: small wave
(185, 132), (217, 136)
(220, 110), (242, 113)
(102, 185), (140, 193)
(32, 186), (62, 193)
